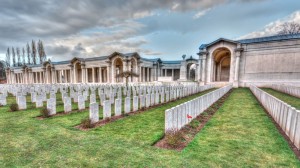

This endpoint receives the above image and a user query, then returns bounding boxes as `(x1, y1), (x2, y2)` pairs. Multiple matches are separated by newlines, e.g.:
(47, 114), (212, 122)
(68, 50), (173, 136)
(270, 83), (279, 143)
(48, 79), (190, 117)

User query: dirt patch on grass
(154, 90), (232, 151)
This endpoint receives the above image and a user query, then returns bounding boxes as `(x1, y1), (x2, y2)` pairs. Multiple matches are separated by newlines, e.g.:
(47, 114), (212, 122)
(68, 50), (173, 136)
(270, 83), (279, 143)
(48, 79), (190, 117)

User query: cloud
(193, 8), (212, 19)
(0, 0), (268, 61)
(239, 10), (300, 39)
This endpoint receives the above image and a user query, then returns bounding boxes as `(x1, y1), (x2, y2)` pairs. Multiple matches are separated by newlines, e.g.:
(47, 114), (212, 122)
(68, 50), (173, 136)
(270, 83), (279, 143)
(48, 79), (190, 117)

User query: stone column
(92, 67), (95, 83)
(234, 45), (243, 88)
(165, 69), (167, 77)
(139, 65), (142, 82)
(81, 63), (86, 83)
(6, 70), (10, 84)
(51, 67), (56, 84)
(142, 67), (145, 82)
(99, 67), (102, 83)
(86, 68), (88, 83)
(198, 49), (208, 85)
(146, 68), (149, 82)
(153, 64), (157, 81)
(172, 69), (174, 81)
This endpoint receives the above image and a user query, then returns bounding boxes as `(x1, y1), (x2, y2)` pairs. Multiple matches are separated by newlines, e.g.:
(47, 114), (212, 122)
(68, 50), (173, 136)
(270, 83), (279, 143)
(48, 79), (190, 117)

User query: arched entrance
(212, 47), (231, 82)
(187, 63), (196, 81)
(114, 57), (123, 83)
(74, 62), (82, 83)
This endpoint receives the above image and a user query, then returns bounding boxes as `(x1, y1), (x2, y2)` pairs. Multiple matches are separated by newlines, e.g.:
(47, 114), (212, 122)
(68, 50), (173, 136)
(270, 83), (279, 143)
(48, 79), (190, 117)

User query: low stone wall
(250, 85), (300, 149)
(164, 84), (232, 132)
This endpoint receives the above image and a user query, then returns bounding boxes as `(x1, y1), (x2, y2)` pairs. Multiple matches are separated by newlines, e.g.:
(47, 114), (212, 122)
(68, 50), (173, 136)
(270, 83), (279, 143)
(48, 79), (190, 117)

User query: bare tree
(5, 48), (10, 67)
(278, 22), (300, 35)
(37, 40), (47, 64)
(37, 40), (46, 64)
(31, 40), (37, 65)
(26, 43), (31, 65)
(22, 47), (26, 65)
(16, 47), (21, 66)
(12, 47), (16, 67)
(116, 71), (139, 87)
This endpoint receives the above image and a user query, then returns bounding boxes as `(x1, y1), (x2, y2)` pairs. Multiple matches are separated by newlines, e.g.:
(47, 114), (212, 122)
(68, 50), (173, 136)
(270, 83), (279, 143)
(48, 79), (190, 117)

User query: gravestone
(100, 93), (105, 106)
(47, 98), (56, 115)
(36, 95), (43, 108)
(31, 92), (37, 103)
(146, 94), (150, 108)
(115, 98), (122, 116)
(103, 100), (111, 119)
(140, 95), (145, 109)
(151, 93), (155, 106)
(161, 93), (165, 103)
(78, 95), (85, 110)
(165, 91), (169, 102)
(64, 97), (72, 113)
(125, 97), (131, 113)
(0, 96), (7, 106)
(133, 96), (138, 111)
(155, 93), (160, 105)
(17, 96), (27, 110)
(89, 102), (99, 124)
(90, 94), (96, 104)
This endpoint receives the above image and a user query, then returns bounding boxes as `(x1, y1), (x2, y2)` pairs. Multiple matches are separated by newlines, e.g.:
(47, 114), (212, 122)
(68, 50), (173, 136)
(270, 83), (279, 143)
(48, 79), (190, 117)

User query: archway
(114, 57), (123, 83)
(213, 47), (231, 82)
(74, 62), (82, 83)
(187, 63), (196, 81)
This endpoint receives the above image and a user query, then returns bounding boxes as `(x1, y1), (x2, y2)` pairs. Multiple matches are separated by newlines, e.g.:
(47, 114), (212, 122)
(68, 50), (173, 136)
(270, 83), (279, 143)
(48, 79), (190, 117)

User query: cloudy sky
(0, 0), (300, 62)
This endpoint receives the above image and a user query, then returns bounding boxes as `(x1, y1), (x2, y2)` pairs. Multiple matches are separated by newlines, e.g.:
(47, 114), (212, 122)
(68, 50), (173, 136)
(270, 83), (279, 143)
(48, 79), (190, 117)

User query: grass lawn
(0, 88), (299, 167)
(262, 88), (300, 110)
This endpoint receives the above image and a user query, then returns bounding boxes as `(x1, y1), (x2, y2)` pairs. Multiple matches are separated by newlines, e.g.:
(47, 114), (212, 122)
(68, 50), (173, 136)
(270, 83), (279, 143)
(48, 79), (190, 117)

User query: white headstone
(47, 98), (56, 115)
(89, 102), (99, 124)
(17, 96), (27, 110)
(115, 98), (122, 116)
(133, 96), (138, 111)
(64, 97), (72, 113)
(78, 95), (85, 110)
(103, 100), (111, 119)
(124, 97), (131, 113)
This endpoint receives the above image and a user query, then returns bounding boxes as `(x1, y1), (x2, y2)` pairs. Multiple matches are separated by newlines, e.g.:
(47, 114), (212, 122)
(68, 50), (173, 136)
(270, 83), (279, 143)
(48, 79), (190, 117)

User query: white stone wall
(239, 39), (300, 87)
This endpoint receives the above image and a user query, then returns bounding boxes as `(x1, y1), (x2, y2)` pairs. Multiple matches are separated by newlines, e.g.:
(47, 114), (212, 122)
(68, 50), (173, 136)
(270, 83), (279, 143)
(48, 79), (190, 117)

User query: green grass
(262, 88), (300, 110)
(0, 88), (299, 167)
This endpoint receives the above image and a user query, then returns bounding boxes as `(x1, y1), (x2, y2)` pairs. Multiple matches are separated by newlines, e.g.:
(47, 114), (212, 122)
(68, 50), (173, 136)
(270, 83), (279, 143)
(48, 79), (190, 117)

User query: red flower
(187, 114), (192, 119)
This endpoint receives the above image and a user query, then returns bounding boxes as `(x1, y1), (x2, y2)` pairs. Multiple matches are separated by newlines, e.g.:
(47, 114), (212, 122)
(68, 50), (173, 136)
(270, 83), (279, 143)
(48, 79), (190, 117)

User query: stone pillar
(99, 67), (102, 83)
(81, 63), (86, 83)
(198, 59), (202, 82)
(142, 67), (145, 82)
(51, 67), (56, 84)
(41, 71), (44, 83)
(147, 68), (150, 82)
(234, 45), (243, 88)
(139, 65), (142, 82)
(107, 66), (111, 83)
(198, 50), (208, 85)
(165, 69), (167, 77)
(153, 64), (157, 81)
(6, 70), (10, 84)
(172, 69), (174, 81)
(92, 67), (95, 83)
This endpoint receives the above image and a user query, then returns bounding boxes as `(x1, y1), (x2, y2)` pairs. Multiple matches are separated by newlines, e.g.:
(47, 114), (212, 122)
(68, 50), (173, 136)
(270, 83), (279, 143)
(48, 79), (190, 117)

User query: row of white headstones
(0, 83), (215, 125)
(250, 85), (300, 150)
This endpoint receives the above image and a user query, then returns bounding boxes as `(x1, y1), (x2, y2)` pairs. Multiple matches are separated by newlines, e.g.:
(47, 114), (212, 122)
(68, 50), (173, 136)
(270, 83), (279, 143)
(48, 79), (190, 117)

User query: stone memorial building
(5, 33), (300, 87)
